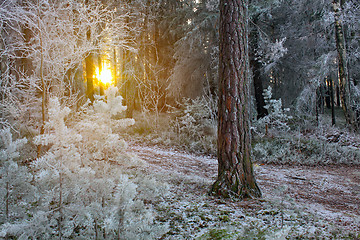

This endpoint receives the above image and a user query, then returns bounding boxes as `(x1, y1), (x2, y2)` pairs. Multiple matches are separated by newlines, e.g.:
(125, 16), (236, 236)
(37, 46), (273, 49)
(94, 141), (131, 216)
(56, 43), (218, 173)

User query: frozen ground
(128, 142), (360, 239)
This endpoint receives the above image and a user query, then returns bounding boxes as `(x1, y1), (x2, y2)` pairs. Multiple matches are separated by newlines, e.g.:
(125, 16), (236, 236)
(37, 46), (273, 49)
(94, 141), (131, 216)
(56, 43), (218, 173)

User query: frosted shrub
(93, 87), (128, 117)
(0, 128), (36, 225)
(1, 92), (168, 239)
(296, 85), (317, 116)
(172, 97), (217, 153)
(76, 87), (137, 166)
(253, 134), (360, 165)
(255, 86), (292, 134)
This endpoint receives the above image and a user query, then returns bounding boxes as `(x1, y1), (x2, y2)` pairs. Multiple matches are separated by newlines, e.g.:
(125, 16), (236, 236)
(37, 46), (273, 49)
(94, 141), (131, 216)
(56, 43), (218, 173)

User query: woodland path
(128, 142), (360, 232)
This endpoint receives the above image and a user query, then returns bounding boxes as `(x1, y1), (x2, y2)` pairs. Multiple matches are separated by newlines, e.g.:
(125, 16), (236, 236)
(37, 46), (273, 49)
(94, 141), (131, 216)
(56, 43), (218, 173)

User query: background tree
(333, 0), (359, 130)
(168, 0), (219, 101)
(211, 0), (261, 198)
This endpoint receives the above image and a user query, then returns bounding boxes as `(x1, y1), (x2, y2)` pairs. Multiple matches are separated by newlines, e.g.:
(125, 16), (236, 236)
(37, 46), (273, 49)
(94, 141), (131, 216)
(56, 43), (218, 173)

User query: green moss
(218, 215), (230, 222)
(198, 229), (233, 240)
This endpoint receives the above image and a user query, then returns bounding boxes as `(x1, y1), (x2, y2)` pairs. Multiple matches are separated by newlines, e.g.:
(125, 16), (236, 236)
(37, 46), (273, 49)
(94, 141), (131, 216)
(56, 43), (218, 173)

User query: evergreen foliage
(255, 86), (292, 133)
(0, 128), (35, 225)
(0, 89), (168, 239)
(171, 97), (217, 153)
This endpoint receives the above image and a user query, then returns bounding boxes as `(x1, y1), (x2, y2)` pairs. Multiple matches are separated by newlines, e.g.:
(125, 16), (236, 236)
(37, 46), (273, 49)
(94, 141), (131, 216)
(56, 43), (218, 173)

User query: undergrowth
(123, 97), (218, 155)
(124, 92), (360, 166)
(0, 87), (168, 239)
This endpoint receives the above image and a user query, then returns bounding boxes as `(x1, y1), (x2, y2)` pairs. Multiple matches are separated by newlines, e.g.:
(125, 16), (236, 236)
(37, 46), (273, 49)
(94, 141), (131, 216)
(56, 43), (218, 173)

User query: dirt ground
(128, 142), (360, 233)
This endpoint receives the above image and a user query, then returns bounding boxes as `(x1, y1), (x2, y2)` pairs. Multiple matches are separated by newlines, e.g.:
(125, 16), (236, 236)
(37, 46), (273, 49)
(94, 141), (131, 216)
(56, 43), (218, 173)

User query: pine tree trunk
(211, 0), (261, 199)
(333, 0), (358, 130)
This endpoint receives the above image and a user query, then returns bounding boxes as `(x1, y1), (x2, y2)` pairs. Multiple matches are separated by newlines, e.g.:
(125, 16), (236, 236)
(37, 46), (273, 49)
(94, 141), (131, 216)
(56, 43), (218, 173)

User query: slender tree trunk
(37, 13), (46, 158)
(333, 0), (358, 130)
(85, 26), (95, 102)
(113, 48), (117, 87)
(58, 172), (63, 240)
(250, 15), (268, 119)
(5, 181), (9, 220)
(102, 197), (106, 239)
(325, 79), (331, 109)
(86, 52), (95, 102)
(318, 83), (325, 114)
(330, 78), (336, 125)
(211, 0), (261, 199)
(316, 87), (319, 126)
(125, 52), (135, 118)
(98, 53), (104, 96)
(5, 180), (9, 240)
(94, 220), (98, 240)
(336, 85), (340, 106)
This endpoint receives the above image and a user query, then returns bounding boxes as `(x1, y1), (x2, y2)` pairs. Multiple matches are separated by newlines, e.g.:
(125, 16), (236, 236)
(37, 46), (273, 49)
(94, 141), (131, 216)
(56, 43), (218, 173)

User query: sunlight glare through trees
(96, 61), (114, 88)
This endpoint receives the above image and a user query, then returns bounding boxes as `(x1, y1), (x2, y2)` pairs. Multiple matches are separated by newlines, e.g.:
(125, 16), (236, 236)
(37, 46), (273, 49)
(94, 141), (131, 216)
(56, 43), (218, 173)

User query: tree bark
(211, 0), (261, 199)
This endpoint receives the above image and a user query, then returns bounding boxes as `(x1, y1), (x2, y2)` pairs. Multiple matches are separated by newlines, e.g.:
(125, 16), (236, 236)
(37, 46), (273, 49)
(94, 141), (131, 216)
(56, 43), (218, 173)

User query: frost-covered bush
(296, 85), (317, 116)
(253, 132), (360, 165)
(171, 97), (217, 154)
(1, 90), (168, 239)
(0, 128), (36, 225)
(254, 86), (292, 134)
(76, 87), (136, 165)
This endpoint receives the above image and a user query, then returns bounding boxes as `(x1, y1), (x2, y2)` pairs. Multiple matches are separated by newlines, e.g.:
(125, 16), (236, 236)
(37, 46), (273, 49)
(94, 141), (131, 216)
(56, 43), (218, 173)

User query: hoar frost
(1, 89), (168, 239)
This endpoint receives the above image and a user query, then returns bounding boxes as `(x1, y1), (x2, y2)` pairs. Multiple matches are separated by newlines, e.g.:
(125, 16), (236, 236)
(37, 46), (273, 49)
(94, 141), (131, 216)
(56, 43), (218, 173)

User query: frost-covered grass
(126, 141), (359, 239)
(148, 164), (360, 240)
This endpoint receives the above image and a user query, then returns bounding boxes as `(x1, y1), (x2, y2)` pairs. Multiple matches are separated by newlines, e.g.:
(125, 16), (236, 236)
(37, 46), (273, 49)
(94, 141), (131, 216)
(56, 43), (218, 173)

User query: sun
(97, 61), (113, 86)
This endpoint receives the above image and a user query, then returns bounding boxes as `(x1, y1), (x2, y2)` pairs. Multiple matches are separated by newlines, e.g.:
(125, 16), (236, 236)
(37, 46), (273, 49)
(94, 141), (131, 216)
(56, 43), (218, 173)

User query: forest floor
(128, 142), (360, 239)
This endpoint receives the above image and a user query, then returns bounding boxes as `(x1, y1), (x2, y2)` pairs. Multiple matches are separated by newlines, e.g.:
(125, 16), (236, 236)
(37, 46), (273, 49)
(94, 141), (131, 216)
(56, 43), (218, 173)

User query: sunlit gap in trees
(96, 61), (113, 88)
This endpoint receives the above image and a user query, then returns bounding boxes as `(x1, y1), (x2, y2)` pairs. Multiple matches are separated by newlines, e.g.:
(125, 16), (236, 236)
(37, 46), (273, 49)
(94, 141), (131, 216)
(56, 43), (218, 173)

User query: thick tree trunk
(333, 0), (358, 130)
(211, 0), (261, 199)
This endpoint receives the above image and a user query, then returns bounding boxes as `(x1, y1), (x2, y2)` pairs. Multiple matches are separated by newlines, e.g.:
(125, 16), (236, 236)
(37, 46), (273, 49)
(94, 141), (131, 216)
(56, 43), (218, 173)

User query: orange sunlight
(96, 61), (113, 87)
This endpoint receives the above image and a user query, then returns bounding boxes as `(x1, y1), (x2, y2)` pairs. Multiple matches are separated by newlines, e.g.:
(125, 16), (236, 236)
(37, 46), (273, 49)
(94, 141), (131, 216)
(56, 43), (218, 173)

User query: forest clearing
(128, 142), (360, 239)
